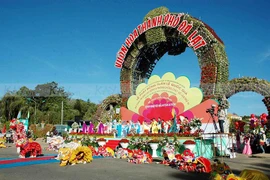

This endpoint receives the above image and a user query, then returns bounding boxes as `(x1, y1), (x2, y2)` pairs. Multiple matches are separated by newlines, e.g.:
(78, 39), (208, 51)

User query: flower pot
(183, 144), (196, 152)
(120, 142), (129, 148)
(149, 143), (159, 157)
(98, 141), (106, 147)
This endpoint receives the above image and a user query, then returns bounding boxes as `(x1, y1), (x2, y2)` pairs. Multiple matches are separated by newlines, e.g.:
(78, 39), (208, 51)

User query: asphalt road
(1, 141), (270, 180)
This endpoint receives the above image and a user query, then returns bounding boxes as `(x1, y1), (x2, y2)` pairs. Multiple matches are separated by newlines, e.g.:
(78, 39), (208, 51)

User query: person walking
(242, 134), (252, 156)
(258, 128), (266, 153)
(236, 131), (241, 152)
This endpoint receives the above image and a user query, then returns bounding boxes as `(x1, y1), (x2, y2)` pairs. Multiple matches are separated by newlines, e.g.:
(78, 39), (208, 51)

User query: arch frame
(93, 94), (122, 121)
(94, 7), (270, 124)
(119, 7), (229, 106)
(223, 77), (270, 124)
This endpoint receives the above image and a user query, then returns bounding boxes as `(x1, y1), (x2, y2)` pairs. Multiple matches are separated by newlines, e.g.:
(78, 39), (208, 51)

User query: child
(242, 134), (252, 156)
(163, 150), (169, 161)
(160, 150), (170, 165)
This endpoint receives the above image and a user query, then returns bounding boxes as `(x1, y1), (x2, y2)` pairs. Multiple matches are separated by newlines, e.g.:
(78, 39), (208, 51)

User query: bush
(29, 124), (53, 138)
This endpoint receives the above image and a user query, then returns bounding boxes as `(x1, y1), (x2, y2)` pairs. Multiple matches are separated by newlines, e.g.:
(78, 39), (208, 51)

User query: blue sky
(0, 0), (269, 116)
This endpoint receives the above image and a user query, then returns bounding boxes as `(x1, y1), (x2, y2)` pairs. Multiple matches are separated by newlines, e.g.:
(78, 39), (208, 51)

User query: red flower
(120, 139), (129, 143)
(183, 140), (196, 145)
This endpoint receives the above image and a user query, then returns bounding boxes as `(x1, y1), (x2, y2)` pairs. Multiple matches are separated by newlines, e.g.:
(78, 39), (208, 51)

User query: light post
(27, 98), (37, 124)
(34, 101), (37, 124)
(27, 98), (45, 124)
(61, 101), (64, 125)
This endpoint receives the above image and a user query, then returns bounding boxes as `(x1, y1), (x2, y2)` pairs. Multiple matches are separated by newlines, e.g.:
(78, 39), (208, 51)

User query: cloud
(259, 47), (270, 62)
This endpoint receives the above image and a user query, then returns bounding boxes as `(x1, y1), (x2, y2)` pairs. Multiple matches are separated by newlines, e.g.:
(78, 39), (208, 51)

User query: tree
(16, 86), (34, 97)
(0, 82), (98, 125)
(34, 81), (71, 98)
(83, 101), (97, 120)
(73, 99), (97, 118)
(74, 99), (82, 115)
(0, 91), (28, 121)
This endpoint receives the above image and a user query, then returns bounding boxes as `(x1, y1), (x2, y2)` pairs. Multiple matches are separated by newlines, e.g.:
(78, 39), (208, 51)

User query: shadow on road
(168, 171), (210, 180)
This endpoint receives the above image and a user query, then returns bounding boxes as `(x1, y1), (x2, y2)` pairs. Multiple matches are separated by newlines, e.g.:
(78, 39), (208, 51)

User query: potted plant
(183, 140), (196, 152)
(96, 138), (107, 147)
(148, 138), (160, 157)
(189, 117), (202, 133)
(119, 139), (129, 148)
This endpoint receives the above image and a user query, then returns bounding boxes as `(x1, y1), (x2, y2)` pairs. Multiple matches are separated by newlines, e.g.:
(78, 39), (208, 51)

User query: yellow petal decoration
(127, 72), (203, 114)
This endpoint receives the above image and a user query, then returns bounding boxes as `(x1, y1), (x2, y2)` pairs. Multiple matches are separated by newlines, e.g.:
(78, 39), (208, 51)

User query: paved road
(1, 141), (270, 180)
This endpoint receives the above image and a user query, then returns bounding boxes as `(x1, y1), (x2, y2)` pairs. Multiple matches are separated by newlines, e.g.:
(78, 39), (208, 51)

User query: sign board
(116, 108), (120, 114)
(127, 72), (203, 120)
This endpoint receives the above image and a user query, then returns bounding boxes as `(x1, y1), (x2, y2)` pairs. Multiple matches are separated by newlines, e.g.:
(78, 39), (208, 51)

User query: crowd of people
(236, 113), (269, 155)
(69, 116), (200, 138)
(238, 129), (268, 155)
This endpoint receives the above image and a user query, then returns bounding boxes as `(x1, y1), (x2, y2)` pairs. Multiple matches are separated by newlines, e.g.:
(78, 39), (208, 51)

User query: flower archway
(93, 94), (122, 121)
(119, 7), (229, 106)
(223, 77), (270, 121)
(94, 7), (270, 124)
